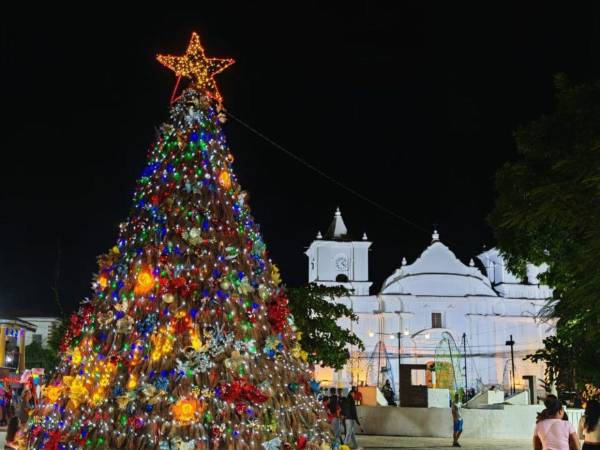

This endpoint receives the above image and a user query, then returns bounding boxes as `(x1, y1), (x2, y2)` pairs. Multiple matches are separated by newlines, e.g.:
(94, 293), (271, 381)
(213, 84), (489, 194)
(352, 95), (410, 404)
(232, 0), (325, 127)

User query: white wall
(357, 405), (548, 438)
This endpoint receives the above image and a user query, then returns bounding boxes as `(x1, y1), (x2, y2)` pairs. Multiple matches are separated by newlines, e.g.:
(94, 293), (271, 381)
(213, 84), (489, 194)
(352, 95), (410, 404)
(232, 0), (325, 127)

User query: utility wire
(224, 109), (431, 236)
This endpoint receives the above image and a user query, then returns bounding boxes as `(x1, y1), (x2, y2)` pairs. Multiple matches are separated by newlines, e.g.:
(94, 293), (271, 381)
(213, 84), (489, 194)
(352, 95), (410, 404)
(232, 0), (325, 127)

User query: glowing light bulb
(135, 268), (154, 295)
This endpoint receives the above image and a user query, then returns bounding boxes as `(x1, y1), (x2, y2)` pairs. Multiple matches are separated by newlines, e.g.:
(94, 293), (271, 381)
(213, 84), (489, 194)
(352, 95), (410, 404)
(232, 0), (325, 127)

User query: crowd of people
(0, 378), (38, 448)
(450, 391), (600, 449)
(533, 395), (600, 450)
(318, 381), (599, 450)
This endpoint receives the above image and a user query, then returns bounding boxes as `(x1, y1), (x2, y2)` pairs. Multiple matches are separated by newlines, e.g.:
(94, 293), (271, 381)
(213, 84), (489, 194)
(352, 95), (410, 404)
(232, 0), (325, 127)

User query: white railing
(566, 408), (584, 432)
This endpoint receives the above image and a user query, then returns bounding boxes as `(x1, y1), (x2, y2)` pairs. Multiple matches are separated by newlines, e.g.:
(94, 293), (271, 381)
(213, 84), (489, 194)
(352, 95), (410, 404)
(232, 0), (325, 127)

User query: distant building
(19, 317), (62, 348)
(307, 208), (554, 397)
(0, 317), (37, 372)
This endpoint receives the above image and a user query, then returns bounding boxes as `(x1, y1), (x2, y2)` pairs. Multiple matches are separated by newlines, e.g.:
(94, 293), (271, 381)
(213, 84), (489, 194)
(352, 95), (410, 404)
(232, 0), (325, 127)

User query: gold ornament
(258, 284), (270, 300)
(65, 375), (88, 408)
(116, 394), (133, 411)
(71, 347), (82, 366)
(43, 385), (63, 403)
(171, 398), (204, 423)
(224, 350), (246, 372)
(116, 315), (134, 334)
(135, 268), (154, 295)
(97, 275), (108, 289)
(271, 265), (282, 285)
(218, 170), (232, 189)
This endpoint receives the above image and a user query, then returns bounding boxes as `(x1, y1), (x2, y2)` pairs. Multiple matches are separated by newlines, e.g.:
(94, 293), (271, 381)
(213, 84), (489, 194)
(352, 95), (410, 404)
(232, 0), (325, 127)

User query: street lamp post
(505, 335), (516, 395)
(397, 331), (401, 407)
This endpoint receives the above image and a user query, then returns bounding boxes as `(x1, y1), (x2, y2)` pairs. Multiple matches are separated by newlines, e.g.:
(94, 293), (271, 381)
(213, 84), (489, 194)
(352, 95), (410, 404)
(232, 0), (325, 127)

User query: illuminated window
(411, 369), (426, 386)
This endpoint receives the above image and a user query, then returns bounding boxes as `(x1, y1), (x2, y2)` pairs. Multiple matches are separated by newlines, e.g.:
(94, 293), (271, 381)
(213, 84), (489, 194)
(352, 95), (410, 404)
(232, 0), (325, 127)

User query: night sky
(2, 5), (599, 316)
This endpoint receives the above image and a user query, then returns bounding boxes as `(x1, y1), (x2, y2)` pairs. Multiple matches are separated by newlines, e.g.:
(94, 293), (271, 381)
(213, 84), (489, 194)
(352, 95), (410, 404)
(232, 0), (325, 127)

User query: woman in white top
(578, 399), (600, 449)
(533, 396), (580, 450)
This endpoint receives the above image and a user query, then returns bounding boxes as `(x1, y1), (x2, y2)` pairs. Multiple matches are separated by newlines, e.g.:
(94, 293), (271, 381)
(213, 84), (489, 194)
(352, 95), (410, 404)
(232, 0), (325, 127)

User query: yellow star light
(157, 32), (234, 103)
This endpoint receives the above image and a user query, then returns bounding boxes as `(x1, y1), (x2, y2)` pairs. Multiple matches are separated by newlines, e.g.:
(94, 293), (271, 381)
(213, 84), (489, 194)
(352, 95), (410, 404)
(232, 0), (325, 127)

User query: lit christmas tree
(25, 33), (331, 450)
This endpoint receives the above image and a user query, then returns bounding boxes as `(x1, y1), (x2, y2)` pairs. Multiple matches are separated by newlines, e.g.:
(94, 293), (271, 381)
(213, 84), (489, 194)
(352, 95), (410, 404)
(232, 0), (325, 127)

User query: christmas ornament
(157, 32), (235, 103)
(218, 170), (232, 189)
(43, 385), (62, 403)
(296, 435), (308, 450)
(171, 398), (204, 423)
(134, 268), (154, 295)
(262, 437), (282, 450)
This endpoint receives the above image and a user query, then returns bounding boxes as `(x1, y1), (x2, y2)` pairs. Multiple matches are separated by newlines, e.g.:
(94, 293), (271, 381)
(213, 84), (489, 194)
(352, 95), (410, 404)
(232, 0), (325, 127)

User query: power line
(224, 109), (431, 236)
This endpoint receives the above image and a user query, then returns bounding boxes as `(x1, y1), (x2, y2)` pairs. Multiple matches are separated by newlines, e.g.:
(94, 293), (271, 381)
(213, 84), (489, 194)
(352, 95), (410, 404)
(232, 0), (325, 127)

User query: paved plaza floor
(358, 434), (530, 449)
(0, 432), (530, 449)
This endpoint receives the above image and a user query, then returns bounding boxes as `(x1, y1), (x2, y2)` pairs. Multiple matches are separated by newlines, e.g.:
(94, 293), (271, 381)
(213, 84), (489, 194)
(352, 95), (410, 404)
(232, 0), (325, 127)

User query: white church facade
(306, 208), (555, 397)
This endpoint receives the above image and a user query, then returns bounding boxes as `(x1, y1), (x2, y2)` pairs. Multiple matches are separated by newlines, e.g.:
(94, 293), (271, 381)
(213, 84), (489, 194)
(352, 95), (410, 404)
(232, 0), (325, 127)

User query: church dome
(380, 232), (497, 297)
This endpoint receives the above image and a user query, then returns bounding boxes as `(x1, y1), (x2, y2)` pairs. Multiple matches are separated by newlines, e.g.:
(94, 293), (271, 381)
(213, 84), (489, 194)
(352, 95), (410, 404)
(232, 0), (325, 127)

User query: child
(451, 393), (463, 447)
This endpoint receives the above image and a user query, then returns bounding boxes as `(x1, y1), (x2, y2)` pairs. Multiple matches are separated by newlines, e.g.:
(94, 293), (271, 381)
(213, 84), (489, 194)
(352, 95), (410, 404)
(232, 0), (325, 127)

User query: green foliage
(26, 319), (66, 375)
(286, 283), (364, 370)
(47, 318), (67, 354)
(527, 335), (578, 399)
(25, 341), (59, 374)
(489, 74), (600, 394)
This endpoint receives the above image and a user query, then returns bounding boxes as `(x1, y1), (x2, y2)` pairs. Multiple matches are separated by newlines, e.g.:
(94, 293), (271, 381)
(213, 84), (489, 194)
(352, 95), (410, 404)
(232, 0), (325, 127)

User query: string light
(157, 32), (235, 104)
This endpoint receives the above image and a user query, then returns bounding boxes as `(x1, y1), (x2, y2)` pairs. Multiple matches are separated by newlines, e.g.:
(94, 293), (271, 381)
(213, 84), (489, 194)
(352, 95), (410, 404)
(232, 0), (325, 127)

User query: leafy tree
(46, 317), (67, 355)
(25, 341), (59, 374)
(25, 319), (66, 375)
(489, 74), (600, 396)
(287, 283), (364, 370)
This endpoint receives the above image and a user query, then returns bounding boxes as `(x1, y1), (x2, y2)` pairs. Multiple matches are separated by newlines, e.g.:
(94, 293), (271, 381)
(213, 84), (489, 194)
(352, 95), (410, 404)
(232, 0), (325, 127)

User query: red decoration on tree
(296, 435), (307, 450)
(60, 303), (94, 352)
(267, 290), (290, 333)
(219, 378), (268, 404)
(235, 402), (247, 415)
(44, 431), (63, 450)
(159, 275), (198, 300)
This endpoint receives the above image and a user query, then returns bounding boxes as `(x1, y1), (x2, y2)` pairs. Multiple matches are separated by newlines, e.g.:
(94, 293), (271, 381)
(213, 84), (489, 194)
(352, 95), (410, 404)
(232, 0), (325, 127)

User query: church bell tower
(305, 207), (372, 295)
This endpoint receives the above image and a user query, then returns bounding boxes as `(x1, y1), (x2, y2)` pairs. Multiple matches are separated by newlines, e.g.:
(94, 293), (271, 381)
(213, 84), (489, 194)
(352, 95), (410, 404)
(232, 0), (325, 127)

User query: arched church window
(336, 274), (349, 282)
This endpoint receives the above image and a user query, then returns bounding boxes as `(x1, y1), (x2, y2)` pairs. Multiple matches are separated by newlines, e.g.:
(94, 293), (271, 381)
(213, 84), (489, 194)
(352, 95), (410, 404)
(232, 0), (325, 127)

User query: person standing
(341, 391), (363, 449)
(350, 386), (363, 406)
(381, 380), (396, 406)
(578, 399), (600, 450)
(327, 387), (343, 444)
(17, 386), (34, 426)
(451, 393), (464, 447)
(533, 396), (580, 450)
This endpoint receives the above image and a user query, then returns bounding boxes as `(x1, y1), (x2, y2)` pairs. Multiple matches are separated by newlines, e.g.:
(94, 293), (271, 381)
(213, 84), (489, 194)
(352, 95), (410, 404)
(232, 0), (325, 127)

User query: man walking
(328, 387), (343, 444)
(341, 391), (363, 449)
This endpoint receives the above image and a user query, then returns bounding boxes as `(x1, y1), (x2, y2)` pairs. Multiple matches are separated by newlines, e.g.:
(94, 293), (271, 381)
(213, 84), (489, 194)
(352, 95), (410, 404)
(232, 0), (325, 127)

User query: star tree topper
(157, 32), (234, 103)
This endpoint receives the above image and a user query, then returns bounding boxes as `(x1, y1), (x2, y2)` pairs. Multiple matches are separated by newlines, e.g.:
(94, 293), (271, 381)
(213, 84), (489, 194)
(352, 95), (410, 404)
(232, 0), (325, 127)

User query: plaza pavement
(358, 434), (530, 449)
(0, 432), (531, 449)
